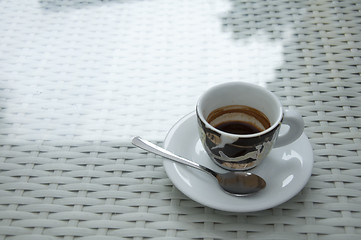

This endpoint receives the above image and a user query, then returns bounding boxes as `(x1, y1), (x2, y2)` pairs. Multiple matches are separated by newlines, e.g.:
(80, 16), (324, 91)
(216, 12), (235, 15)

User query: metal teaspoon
(132, 136), (266, 196)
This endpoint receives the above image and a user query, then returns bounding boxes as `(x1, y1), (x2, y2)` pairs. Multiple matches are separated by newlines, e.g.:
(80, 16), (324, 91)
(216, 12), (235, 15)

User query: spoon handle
(132, 136), (213, 175)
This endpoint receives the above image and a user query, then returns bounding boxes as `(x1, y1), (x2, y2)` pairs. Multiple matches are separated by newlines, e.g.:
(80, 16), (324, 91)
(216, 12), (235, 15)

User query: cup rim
(196, 82), (283, 138)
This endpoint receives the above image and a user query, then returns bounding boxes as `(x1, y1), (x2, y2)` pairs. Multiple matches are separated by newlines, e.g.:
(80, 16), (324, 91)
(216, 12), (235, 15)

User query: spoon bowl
(132, 136), (266, 196)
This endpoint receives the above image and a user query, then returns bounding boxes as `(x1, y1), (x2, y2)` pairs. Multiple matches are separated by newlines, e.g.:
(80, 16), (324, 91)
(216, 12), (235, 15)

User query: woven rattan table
(1, 0), (360, 239)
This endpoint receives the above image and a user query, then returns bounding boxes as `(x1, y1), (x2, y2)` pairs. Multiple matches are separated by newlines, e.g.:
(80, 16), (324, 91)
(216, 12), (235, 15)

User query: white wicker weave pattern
(1, 0), (360, 239)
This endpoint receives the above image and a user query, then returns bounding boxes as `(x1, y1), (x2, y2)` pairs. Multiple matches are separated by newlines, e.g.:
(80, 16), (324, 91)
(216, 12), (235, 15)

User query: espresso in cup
(196, 82), (304, 171)
(207, 105), (270, 135)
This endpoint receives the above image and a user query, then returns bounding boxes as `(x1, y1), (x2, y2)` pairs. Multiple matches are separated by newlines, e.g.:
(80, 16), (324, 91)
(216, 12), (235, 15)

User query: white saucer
(163, 112), (313, 212)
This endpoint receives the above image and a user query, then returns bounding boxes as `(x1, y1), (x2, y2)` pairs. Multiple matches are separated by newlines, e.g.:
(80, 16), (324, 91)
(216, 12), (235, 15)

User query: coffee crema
(206, 105), (271, 135)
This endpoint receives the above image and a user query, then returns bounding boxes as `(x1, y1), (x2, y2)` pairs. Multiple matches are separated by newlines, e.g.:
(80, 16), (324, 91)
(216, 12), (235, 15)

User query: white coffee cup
(196, 82), (304, 170)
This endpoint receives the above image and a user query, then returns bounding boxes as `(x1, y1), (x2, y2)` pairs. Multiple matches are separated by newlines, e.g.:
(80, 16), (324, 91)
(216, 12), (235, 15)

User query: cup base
(212, 157), (261, 171)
